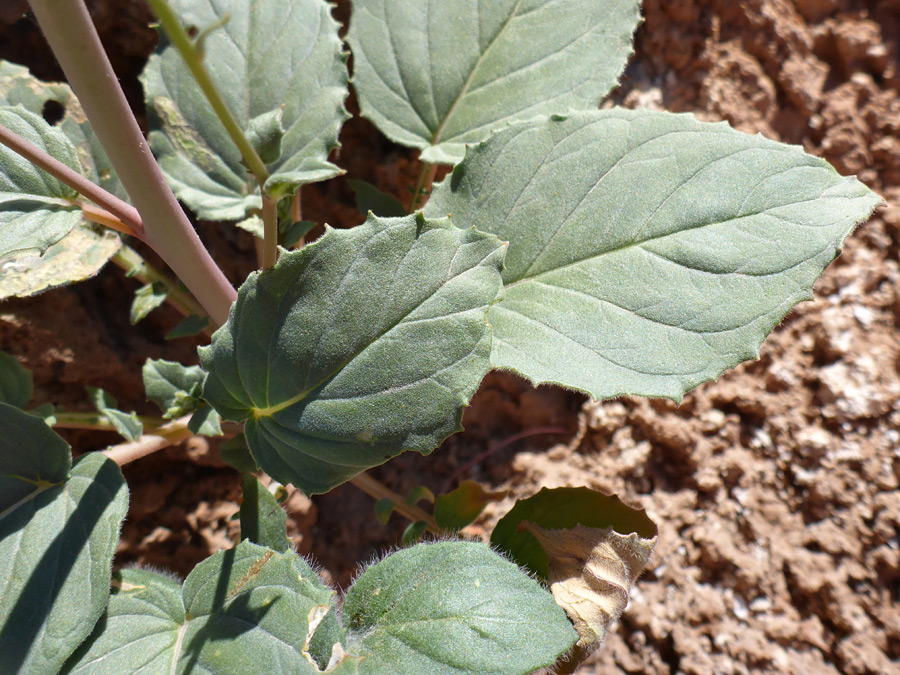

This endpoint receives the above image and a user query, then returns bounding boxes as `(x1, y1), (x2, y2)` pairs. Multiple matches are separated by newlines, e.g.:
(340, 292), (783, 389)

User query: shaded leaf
(374, 497), (394, 524)
(63, 541), (357, 674)
(427, 110), (882, 400)
(220, 434), (259, 474)
(347, 0), (641, 164)
(0, 404), (128, 673)
(187, 404), (223, 436)
(343, 540), (577, 674)
(88, 387), (143, 441)
(281, 219), (316, 248)
(434, 480), (506, 531)
(201, 213), (505, 494)
(240, 474), (292, 553)
(165, 314), (209, 339)
(400, 520), (427, 545)
(348, 179), (405, 218)
(141, 0), (349, 219)
(405, 485), (434, 506)
(130, 281), (169, 324)
(0, 351), (32, 408)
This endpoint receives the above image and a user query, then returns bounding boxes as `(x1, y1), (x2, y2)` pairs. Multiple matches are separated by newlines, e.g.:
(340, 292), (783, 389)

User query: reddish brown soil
(1, 1), (898, 674)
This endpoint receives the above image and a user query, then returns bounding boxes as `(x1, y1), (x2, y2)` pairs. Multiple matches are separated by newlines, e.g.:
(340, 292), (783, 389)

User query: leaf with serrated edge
(426, 110), (882, 400)
(62, 541), (358, 674)
(343, 540), (577, 675)
(201, 213), (504, 495)
(0, 404), (128, 674)
(347, 0), (641, 164)
(141, 0), (349, 220)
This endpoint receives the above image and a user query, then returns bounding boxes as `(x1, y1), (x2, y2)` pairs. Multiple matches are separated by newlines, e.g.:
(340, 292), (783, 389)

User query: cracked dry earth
(0, 1), (898, 674)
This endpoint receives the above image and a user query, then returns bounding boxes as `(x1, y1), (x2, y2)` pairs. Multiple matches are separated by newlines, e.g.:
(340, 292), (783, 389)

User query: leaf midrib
(428, 0), (526, 148)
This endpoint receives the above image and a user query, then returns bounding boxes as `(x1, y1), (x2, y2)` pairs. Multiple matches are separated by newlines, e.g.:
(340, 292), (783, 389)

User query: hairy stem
(0, 121), (143, 234)
(102, 415), (196, 465)
(350, 473), (441, 534)
(28, 0), (236, 326)
(409, 160), (438, 212)
(147, 0), (270, 187)
(261, 196), (278, 270)
(112, 244), (210, 325)
(53, 411), (166, 431)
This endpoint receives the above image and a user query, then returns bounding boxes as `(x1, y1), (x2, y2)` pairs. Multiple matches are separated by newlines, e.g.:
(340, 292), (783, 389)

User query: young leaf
(427, 110), (883, 400)
(0, 228), (121, 300)
(348, 179), (406, 218)
(240, 474), (292, 553)
(347, 0), (642, 165)
(130, 281), (169, 324)
(200, 213), (505, 495)
(374, 497), (394, 524)
(142, 358), (205, 416)
(165, 313), (210, 339)
(0, 404), (128, 674)
(434, 480), (507, 531)
(63, 542), (357, 674)
(0, 351), (32, 408)
(342, 540), (577, 674)
(0, 106), (84, 258)
(405, 485), (435, 506)
(141, 0), (349, 219)
(187, 404), (223, 436)
(88, 387), (143, 441)
(400, 520), (427, 545)
(220, 434), (259, 474)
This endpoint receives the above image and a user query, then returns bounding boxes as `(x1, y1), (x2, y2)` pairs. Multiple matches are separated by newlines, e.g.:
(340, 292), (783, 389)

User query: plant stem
(146, 0), (270, 188)
(112, 244), (209, 323)
(53, 411), (166, 431)
(0, 121), (143, 234)
(74, 201), (139, 237)
(102, 414), (196, 466)
(409, 160), (438, 212)
(350, 473), (441, 534)
(261, 196), (278, 270)
(28, 0), (236, 327)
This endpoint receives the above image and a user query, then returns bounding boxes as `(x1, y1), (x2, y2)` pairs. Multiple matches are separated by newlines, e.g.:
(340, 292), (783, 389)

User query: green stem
(261, 196), (278, 270)
(28, 0), (236, 327)
(0, 121), (143, 234)
(409, 161), (438, 212)
(53, 411), (166, 431)
(112, 244), (210, 327)
(147, 0), (270, 187)
(350, 473), (441, 534)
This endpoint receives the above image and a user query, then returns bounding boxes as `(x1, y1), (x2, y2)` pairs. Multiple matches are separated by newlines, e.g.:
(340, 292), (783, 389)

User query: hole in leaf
(41, 99), (65, 125)
(187, 25), (199, 38)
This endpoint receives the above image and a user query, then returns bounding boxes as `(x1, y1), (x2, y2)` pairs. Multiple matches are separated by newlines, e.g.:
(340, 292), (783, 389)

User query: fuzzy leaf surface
(201, 214), (505, 494)
(240, 475), (292, 553)
(343, 540), (577, 674)
(427, 110), (883, 400)
(0, 351), (32, 408)
(0, 107), (83, 258)
(141, 0), (349, 219)
(63, 541), (356, 674)
(0, 404), (128, 673)
(347, 0), (641, 164)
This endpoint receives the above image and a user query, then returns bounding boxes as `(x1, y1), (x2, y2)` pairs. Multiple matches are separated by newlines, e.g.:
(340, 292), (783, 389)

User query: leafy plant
(0, 0), (880, 673)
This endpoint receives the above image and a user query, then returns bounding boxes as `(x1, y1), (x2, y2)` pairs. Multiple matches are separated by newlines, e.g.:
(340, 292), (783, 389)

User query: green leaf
(187, 404), (223, 436)
(88, 386), (143, 441)
(240, 474), (292, 553)
(0, 106), (83, 258)
(405, 485), (435, 506)
(130, 281), (169, 324)
(490, 486), (658, 579)
(427, 110), (883, 400)
(343, 540), (577, 674)
(142, 358), (205, 417)
(434, 480), (507, 531)
(0, 60), (125, 200)
(400, 520), (428, 545)
(220, 434), (259, 473)
(0, 227), (121, 300)
(0, 404), (128, 674)
(348, 179), (406, 218)
(201, 213), (505, 495)
(141, 0), (349, 219)
(63, 541), (358, 674)
(374, 497), (394, 524)
(245, 108), (286, 165)
(281, 219), (316, 248)
(0, 351), (32, 408)
(347, 0), (642, 165)
(165, 314), (210, 339)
